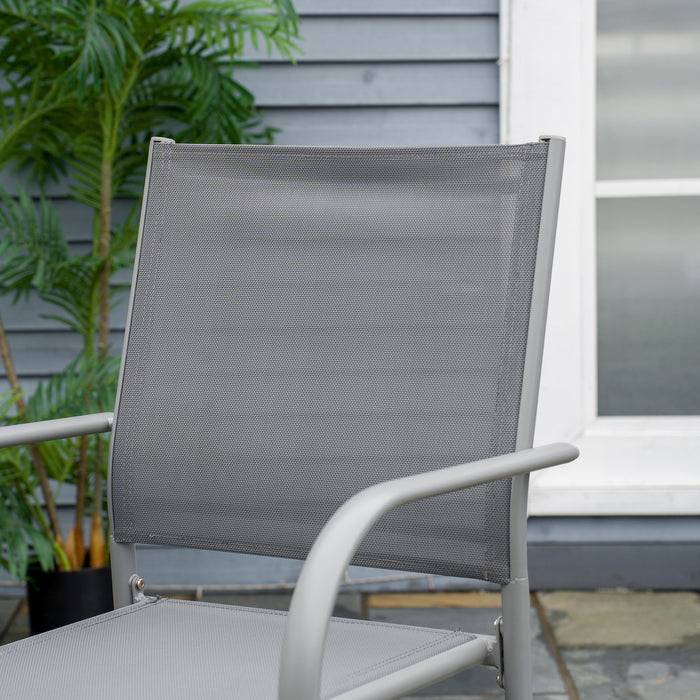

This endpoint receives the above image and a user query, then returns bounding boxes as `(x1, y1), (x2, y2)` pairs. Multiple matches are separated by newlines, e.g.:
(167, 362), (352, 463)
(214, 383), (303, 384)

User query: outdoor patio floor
(2, 589), (699, 699)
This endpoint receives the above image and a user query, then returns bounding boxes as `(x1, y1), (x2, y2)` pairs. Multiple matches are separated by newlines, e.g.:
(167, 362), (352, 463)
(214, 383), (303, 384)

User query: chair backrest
(109, 139), (560, 585)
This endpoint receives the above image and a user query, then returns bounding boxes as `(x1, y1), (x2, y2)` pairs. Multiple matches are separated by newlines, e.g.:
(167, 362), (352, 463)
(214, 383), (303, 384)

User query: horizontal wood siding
(246, 16), (497, 62)
(246, 8), (499, 147)
(246, 63), (497, 106)
(260, 106), (497, 147)
(292, 0), (498, 14)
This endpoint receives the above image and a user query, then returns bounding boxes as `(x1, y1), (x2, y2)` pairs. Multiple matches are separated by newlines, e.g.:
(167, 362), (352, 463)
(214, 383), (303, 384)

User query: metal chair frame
(0, 135), (576, 700)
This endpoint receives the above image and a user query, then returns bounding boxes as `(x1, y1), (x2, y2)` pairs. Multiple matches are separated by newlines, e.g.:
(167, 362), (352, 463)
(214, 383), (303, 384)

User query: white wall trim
(586, 416), (700, 438)
(498, 0), (512, 143)
(596, 178), (700, 198)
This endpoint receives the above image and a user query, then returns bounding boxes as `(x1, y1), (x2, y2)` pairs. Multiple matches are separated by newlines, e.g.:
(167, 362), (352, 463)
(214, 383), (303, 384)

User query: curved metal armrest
(278, 442), (579, 700)
(0, 412), (114, 448)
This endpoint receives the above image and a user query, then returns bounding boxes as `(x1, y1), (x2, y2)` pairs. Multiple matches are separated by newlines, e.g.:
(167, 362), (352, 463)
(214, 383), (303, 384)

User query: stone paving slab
(403, 696), (569, 700)
(0, 598), (19, 642)
(562, 648), (700, 700)
(0, 598), (27, 645)
(539, 590), (700, 700)
(538, 591), (700, 647)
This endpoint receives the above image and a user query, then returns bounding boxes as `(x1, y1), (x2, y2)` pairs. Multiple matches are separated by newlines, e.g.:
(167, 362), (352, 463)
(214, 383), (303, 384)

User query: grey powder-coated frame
(0, 136), (575, 700)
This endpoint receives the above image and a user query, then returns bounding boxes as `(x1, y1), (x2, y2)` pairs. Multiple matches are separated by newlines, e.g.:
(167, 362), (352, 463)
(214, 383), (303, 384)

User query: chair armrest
(0, 412), (114, 448)
(278, 442), (578, 700)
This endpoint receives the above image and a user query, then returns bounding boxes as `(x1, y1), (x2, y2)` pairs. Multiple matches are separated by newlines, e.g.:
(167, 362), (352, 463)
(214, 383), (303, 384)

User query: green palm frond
(38, 257), (99, 339)
(271, 0), (299, 37)
(0, 395), (56, 578)
(0, 184), (100, 338)
(0, 1), (79, 180)
(0, 440), (58, 577)
(110, 207), (140, 272)
(22, 353), (118, 483)
(163, 0), (299, 59)
(0, 481), (56, 578)
(63, 0), (301, 207)
(0, 352), (119, 487)
(57, 2), (142, 99)
(23, 354), (120, 426)
(0, 185), (70, 300)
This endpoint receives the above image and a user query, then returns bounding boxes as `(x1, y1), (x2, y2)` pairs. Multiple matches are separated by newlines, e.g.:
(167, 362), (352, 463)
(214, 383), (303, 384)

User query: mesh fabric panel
(0, 597), (480, 698)
(111, 142), (549, 584)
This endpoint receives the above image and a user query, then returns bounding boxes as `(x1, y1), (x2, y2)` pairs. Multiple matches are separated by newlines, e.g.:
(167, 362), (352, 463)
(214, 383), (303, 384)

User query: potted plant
(0, 0), (299, 632)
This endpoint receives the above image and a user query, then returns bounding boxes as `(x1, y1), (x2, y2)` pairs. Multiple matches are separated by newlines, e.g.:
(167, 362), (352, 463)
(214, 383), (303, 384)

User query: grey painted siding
(247, 8), (499, 147)
(0, 1), (500, 590)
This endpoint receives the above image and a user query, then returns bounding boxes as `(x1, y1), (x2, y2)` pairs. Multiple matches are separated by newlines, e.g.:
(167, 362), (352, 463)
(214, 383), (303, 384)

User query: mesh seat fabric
(0, 597), (480, 698)
(111, 142), (549, 584)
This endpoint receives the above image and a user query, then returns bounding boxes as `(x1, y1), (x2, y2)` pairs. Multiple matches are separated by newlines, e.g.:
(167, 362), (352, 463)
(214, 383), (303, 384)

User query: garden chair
(0, 136), (576, 699)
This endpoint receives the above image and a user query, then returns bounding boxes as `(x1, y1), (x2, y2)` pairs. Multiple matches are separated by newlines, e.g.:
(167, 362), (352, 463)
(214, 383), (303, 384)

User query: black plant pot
(26, 563), (113, 635)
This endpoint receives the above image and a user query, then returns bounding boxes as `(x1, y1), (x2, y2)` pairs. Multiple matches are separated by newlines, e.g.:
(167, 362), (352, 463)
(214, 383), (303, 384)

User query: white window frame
(501, 0), (700, 515)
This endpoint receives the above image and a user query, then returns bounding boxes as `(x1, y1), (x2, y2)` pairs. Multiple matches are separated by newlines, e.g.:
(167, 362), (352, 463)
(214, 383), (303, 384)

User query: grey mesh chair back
(110, 139), (555, 586)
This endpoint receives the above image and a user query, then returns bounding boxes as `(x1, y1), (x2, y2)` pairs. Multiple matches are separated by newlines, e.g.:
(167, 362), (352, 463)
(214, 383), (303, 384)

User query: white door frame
(501, 0), (700, 515)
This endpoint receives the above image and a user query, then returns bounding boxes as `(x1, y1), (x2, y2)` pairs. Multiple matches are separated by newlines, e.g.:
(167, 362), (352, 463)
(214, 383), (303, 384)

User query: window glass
(597, 197), (700, 415)
(597, 0), (700, 179)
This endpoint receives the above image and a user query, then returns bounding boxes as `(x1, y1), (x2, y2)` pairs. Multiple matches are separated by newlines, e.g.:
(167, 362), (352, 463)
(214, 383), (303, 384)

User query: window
(596, 0), (700, 416)
(502, 0), (700, 515)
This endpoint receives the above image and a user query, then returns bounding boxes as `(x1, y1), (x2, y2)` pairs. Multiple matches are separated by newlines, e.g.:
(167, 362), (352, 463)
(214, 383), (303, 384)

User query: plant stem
(98, 159), (111, 356)
(89, 435), (106, 567)
(0, 309), (67, 567)
(13, 471), (53, 543)
(76, 157), (112, 567)
(66, 434), (89, 568)
(73, 150), (112, 557)
(75, 435), (89, 527)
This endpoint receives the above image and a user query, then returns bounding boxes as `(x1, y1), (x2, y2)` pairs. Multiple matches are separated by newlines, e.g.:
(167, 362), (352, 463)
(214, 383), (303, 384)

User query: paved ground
(2, 590), (699, 699)
(538, 592), (700, 700)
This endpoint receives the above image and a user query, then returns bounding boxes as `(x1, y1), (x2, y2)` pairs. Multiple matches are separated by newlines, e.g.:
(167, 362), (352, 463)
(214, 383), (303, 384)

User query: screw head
(134, 577), (146, 591)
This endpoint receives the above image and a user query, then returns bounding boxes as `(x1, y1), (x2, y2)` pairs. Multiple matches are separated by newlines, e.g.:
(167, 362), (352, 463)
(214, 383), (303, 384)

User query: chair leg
(501, 578), (533, 700)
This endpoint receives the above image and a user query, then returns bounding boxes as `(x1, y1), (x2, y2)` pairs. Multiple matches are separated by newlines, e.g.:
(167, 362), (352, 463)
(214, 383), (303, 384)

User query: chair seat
(0, 597), (483, 698)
